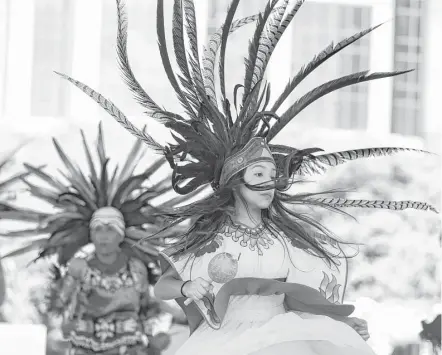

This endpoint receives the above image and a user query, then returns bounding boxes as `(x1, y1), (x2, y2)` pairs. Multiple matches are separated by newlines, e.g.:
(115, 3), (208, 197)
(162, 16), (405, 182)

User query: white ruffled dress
(164, 226), (376, 355)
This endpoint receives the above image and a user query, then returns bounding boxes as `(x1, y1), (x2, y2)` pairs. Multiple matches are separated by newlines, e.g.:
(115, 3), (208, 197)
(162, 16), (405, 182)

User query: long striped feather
(157, 0), (196, 119)
(267, 70), (411, 141)
(312, 147), (434, 172)
(272, 22), (382, 112)
(182, 0), (206, 99)
(172, 0), (193, 85)
(173, 0), (200, 115)
(203, 14), (259, 103)
(242, 0), (277, 104)
(219, 0), (241, 113)
(55, 72), (164, 153)
(251, 0), (291, 91)
(252, 0), (289, 85)
(299, 197), (439, 214)
(202, 8), (283, 105)
(285, 147), (435, 176)
(115, 0), (161, 114)
(253, 0), (303, 93)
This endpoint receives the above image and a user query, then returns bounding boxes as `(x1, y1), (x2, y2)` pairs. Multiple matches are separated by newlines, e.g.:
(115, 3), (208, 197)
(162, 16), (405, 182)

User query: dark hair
(163, 170), (356, 269)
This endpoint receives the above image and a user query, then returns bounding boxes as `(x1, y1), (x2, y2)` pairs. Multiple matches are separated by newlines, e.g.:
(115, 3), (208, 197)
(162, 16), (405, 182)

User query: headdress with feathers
(0, 144), (46, 226)
(55, 0), (438, 262)
(0, 124), (195, 267)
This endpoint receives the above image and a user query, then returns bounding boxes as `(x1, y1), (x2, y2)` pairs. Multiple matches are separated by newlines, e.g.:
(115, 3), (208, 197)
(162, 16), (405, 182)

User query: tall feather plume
(267, 70), (412, 141)
(182, 0), (207, 101)
(242, 0), (278, 106)
(53, 0), (438, 217)
(249, 0), (289, 93)
(253, 0), (290, 71)
(172, 0), (201, 115)
(54, 72), (164, 154)
(203, 14), (260, 104)
(242, 0), (304, 117)
(115, 0), (162, 116)
(272, 22), (383, 112)
(253, 0), (303, 90)
(218, 0), (241, 114)
(202, 7), (284, 107)
(157, 0), (196, 119)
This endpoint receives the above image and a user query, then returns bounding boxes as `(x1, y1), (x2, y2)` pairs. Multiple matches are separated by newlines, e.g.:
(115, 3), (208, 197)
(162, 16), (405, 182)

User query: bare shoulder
(67, 257), (88, 278)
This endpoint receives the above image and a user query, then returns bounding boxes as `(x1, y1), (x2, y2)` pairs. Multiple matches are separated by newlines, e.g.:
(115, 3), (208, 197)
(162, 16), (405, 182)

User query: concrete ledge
(0, 323), (47, 355)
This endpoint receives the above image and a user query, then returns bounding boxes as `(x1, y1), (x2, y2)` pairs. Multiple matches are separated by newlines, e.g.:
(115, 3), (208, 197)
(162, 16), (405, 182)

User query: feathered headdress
(55, 0), (437, 215)
(0, 144), (46, 225)
(0, 124), (193, 266)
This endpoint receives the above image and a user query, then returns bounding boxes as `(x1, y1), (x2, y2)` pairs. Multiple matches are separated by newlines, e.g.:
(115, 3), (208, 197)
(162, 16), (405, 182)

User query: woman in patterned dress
(0, 126), (180, 354)
(54, 207), (169, 355)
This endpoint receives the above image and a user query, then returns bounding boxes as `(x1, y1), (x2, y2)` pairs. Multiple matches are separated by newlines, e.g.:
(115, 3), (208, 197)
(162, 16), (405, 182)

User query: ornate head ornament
(90, 206), (126, 237)
(219, 137), (275, 187)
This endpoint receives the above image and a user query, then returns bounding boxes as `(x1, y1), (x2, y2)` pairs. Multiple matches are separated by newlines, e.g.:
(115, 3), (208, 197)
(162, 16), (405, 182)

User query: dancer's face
(238, 161), (276, 210)
(90, 224), (124, 255)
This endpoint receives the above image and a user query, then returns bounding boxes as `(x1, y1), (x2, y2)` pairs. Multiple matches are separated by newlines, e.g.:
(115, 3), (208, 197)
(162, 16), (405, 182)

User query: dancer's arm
(154, 267), (212, 301)
(52, 258), (86, 312)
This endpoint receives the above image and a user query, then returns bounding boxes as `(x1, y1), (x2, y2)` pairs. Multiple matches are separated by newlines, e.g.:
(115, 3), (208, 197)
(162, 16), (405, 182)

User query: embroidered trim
(70, 333), (142, 352)
(223, 220), (275, 255)
(81, 261), (135, 294)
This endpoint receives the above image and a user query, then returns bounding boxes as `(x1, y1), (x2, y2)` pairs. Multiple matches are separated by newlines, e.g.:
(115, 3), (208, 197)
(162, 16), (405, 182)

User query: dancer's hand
(182, 278), (213, 302)
(344, 317), (370, 341)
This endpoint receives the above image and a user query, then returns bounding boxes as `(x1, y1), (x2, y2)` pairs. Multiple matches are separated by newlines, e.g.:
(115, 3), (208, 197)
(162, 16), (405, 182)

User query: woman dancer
(55, 1), (438, 354)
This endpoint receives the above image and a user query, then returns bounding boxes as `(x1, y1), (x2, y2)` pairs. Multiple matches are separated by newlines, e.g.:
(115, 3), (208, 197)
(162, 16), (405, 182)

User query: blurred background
(0, 0), (440, 354)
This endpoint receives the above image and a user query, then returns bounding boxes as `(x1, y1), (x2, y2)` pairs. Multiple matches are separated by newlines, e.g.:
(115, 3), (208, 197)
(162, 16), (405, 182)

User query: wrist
(180, 280), (191, 297)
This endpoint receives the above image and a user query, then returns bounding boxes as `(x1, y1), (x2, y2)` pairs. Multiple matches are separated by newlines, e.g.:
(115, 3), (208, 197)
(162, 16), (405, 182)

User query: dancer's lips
(260, 192), (273, 199)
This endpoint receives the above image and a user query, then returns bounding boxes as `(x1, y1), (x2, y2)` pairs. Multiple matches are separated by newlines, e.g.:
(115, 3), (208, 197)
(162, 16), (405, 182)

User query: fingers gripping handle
(183, 279), (213, 306)
(184, 297), (193, 306)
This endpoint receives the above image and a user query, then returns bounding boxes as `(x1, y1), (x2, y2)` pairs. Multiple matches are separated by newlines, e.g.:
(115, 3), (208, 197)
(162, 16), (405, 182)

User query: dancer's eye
(254, 172), (263, 177)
